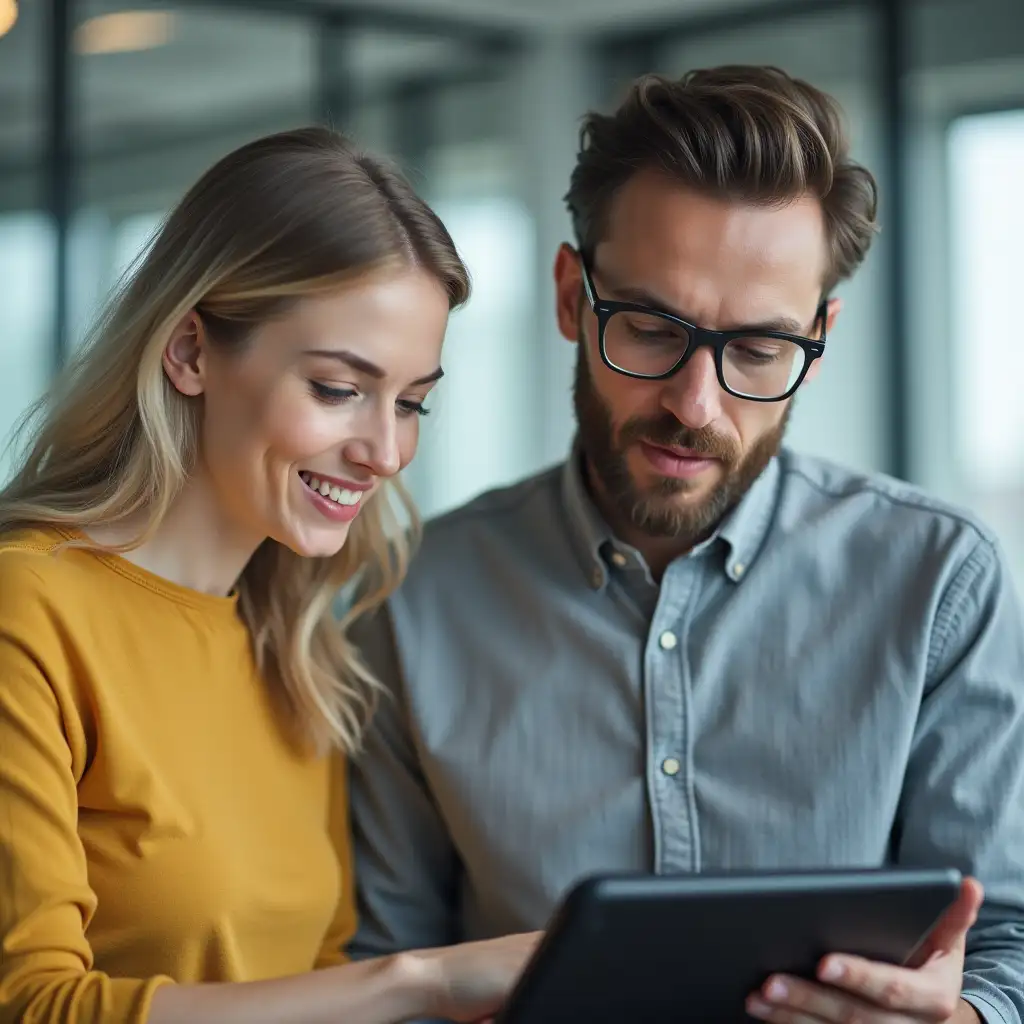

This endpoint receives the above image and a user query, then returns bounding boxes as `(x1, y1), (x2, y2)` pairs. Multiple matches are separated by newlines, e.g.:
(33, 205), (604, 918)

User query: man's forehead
(600, 171), (827, 268)
(595, 177), (828, 322)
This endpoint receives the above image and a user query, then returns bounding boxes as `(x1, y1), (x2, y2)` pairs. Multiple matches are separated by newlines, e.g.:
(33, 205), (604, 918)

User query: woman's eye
(310, 381), (356, 405)
(310, 381), (429, 416)
(397, 400), (430, 418)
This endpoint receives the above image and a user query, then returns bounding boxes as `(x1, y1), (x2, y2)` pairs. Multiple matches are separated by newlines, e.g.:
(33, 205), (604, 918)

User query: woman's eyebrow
(304, 349), (445, 386)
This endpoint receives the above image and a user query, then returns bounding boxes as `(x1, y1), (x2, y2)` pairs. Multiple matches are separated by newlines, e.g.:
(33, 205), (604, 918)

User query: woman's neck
(86, 472), (262, 597)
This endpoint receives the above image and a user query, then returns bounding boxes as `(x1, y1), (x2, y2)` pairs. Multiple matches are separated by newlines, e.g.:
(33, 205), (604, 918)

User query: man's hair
(565, 66), (879, 294)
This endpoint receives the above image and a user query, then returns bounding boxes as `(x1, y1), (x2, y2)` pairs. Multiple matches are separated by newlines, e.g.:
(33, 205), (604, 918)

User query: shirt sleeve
(313, 753), (357, 969)
(0, 589), (173, 1023)
(346, 603), (461, 962)
(895, 535), (1024, 1024)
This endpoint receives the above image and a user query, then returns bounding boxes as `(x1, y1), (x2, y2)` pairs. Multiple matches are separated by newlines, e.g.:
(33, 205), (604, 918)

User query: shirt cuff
(963, 991), (1009, 1024)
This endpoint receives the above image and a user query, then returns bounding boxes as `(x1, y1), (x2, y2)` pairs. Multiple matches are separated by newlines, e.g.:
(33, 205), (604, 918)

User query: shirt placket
(644, 559), (699, 875)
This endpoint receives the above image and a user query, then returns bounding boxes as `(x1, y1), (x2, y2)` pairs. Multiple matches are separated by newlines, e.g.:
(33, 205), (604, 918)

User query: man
(348, 66), (1024, 1024)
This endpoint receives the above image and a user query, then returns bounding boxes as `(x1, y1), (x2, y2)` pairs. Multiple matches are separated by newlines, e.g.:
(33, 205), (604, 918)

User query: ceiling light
(74, 11), (175, 55)
(0, 0), (18, 40)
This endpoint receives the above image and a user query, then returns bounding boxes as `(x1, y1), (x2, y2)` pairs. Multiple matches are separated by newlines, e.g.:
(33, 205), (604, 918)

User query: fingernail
(765, 978), (788, 1000)
(820, 959), (844, 981)
(747, 997), (771, 1018)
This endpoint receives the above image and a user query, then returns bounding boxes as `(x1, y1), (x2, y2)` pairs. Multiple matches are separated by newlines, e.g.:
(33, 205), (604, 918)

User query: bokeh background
(2, 0), (1023, 584)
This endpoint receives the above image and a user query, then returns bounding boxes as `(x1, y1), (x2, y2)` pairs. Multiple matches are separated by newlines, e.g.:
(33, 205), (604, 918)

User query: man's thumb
(912, 877), (984, 964)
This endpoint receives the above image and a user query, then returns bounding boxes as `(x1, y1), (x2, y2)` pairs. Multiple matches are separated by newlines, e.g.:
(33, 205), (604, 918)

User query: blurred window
(948, 109), (1024, 580)
(0, 0), (51, 483)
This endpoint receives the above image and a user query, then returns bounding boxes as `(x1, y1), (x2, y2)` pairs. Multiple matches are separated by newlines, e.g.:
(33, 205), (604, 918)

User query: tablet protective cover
(497, 868), (962, 1024)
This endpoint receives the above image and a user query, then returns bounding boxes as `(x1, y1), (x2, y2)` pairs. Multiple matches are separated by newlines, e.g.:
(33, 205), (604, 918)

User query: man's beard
(572, 347), (790, 549)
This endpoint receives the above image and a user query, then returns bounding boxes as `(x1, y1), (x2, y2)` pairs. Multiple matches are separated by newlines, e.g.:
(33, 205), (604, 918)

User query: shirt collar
(560, 438), (781, 589)
(716, 453), (780, 582)
(561, 440), (614, 590)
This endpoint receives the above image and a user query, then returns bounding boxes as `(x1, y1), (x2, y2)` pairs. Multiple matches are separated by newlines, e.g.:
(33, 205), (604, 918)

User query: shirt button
(609, 551), (627, 568)
(658, 630), (678, 651)
(662, 757), (681, 777)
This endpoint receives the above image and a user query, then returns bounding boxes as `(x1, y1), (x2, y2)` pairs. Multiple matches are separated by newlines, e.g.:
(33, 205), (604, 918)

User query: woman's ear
(163, 310), (207, 397)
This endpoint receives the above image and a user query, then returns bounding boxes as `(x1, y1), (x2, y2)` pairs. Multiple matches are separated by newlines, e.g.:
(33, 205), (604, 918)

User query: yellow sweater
(0, 528), (355, 1024)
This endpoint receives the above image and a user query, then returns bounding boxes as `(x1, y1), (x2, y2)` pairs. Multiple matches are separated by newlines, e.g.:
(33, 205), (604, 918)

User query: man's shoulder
(380, 464), (573, 614)
(421, 463), (566, 551)
(387, 463), (572, 608)
(777, 449), (997, 548)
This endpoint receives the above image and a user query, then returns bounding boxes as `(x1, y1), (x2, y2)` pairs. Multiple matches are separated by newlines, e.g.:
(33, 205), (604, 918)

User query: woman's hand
(403, 931), (542, 1022)
(147, 930), (542, 1024)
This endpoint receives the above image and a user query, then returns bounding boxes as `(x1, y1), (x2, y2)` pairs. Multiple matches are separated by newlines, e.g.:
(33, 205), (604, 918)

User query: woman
(0, 127), (538, 1023)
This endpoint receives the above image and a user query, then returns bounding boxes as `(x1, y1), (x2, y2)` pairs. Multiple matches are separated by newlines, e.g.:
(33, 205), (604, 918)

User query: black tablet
(496, 867), (962, 1024)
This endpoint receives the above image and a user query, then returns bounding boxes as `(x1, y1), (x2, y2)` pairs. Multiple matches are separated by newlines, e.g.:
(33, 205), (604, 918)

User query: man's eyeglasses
(578, 249), (827, 403)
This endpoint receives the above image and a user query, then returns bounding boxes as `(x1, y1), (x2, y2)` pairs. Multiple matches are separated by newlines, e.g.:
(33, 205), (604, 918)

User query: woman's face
(164, 266), (451, 558)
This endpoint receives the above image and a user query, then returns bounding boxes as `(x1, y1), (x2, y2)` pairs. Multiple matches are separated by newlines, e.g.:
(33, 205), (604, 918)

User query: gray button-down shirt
(348, 446), (1024, 1024)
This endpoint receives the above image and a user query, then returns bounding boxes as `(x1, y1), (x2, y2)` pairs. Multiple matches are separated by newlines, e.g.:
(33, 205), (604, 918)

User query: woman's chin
(275, 520), (352, 560)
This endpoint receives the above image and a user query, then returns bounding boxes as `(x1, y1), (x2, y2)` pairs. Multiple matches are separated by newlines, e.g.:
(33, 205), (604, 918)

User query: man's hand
(745, 878), (984, 1023)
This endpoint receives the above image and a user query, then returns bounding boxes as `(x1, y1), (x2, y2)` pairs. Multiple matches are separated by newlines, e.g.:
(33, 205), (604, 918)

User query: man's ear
(163, 310), (207, 397)
(804, 296), (843, 385)
(554, 242), (584, 344)
(824, 295), (843, 336)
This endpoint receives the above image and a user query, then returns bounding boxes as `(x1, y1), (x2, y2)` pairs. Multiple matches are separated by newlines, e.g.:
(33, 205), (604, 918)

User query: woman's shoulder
(1, 525), (86, 581)
(0, 529), (104, 781)
(0, 527), (99, 631)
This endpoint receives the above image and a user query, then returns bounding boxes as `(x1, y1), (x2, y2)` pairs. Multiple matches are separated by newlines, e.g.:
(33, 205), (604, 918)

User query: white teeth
(329, 487), (363, 506)
(299, 471), (363, 507)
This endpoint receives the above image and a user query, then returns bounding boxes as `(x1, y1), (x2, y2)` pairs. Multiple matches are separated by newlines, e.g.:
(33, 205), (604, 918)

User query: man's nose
(659, 347), (723, 430)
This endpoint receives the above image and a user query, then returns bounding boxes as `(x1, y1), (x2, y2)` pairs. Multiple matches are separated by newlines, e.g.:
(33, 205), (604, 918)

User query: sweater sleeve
(0, 569), (173, 1023)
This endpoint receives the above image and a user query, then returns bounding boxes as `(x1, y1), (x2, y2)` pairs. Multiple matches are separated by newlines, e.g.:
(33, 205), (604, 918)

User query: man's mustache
(619, 415), (739, 462)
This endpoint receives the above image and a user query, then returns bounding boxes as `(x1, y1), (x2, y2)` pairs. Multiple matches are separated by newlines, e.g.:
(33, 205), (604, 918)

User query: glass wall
(1, 0), (528, 518)
(68, 1), (319, 347)
(0, 0), (53, 482)
(394, 76), (538, 518)
(2, 0), (1024, 596)
(385, 39), (592, 519)
(946, 110), (1024, 579)
(906, 0), (1024, 585)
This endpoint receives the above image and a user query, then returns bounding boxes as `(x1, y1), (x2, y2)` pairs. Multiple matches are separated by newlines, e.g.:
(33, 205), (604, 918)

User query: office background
(1, 0), (1023, 583)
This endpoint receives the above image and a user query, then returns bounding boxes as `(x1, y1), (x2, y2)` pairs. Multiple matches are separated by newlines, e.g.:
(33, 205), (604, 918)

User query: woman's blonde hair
(0, 126), (469, 755)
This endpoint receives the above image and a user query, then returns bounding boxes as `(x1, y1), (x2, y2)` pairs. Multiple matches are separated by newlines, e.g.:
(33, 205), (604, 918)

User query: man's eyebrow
(596, 271), (808, 336)
(303, 349), (445, 386)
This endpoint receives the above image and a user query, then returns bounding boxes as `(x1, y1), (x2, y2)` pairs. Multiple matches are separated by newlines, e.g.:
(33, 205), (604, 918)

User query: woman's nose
(343, 406), (401, 479)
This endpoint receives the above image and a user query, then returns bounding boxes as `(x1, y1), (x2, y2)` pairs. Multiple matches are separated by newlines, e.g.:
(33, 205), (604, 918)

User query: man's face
(555, 170), (839, 550)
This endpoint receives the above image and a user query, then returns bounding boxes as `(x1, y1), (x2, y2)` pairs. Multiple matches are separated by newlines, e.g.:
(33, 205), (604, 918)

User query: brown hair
(1, 126), (469, 754)
(565, 66), (879, 293)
